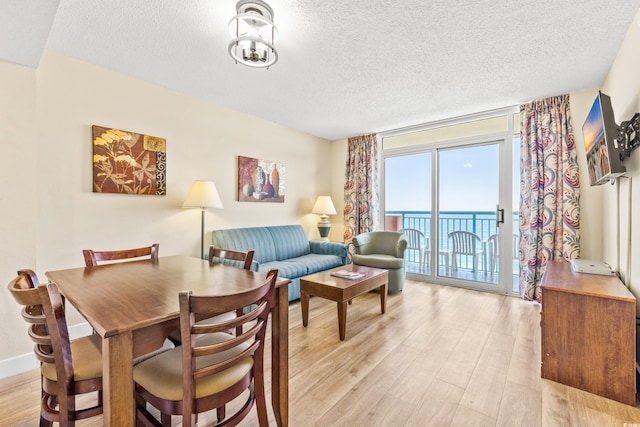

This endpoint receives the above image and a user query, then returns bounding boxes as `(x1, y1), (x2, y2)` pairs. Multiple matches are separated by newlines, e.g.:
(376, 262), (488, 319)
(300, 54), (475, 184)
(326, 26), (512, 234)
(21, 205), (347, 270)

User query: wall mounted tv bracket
(617, 112), (640, 161)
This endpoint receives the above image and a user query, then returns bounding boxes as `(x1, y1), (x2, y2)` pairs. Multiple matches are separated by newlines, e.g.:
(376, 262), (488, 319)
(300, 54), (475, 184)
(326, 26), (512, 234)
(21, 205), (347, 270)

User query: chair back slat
(193, 316), (265, 358)
(82, 243), (159, 266)
(209, 246), (254, 271)
(22, 304), (45, 323)
(8, 271), (55, 364)
(193, 340), (260, 380)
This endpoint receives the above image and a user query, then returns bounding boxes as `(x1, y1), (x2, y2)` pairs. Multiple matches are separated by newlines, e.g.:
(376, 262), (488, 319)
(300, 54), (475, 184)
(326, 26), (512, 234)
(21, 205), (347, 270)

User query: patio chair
(448, 231), (486, 273)
(399, 228), (428, 271)
(487, 233), (520, 274)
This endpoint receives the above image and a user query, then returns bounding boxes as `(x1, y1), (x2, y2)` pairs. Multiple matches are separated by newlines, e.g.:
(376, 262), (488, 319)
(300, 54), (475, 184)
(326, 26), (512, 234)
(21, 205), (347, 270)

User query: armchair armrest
(309, 241), (349, 265)
(396, 235), (408, 259)
(351, 234), (370, 255)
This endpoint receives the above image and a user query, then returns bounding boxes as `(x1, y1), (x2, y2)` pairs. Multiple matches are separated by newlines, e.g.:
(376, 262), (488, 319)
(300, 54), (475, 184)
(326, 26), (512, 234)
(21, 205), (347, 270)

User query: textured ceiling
(2, 1), (640, 140)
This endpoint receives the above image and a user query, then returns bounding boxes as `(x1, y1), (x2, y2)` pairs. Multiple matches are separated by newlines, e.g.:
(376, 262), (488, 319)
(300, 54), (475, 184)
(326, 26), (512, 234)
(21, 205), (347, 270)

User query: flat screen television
(582, 91), (626, 186)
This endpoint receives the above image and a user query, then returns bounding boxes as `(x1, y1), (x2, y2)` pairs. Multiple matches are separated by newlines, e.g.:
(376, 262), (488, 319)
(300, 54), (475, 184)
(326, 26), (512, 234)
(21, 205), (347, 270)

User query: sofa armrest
(309, 241), (349, 265)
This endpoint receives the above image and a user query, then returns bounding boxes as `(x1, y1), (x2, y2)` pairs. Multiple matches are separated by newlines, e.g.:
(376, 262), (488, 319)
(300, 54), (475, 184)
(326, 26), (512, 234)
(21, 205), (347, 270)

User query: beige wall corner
(600, 7), (640, 308)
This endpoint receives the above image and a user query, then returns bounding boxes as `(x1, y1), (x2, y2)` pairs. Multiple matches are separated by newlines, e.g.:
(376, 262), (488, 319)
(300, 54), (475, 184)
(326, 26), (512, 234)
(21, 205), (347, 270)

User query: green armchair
(352, 231), (408, 292)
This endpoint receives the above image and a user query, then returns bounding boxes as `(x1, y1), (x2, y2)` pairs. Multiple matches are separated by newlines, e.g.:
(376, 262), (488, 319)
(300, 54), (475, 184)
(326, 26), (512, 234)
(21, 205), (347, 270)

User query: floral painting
(237, 155), (285, 203)
(92, 125), (166, 195)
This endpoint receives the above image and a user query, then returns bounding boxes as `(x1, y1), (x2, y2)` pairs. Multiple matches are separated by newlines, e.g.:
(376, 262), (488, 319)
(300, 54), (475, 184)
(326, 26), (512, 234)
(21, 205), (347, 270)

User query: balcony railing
(385, 210), (518, 272)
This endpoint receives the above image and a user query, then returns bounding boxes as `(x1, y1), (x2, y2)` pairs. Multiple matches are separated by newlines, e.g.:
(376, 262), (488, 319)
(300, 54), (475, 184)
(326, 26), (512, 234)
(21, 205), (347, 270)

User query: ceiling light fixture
(228, 0), (278, 69)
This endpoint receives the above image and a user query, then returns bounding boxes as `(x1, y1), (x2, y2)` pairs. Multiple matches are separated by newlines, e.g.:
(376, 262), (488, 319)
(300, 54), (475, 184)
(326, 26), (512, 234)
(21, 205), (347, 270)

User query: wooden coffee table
(300, 265), (388, 340)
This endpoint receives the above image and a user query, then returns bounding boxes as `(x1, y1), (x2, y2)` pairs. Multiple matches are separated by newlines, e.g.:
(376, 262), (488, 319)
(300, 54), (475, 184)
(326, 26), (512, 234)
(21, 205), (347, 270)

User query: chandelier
(228, 0), (278, 69)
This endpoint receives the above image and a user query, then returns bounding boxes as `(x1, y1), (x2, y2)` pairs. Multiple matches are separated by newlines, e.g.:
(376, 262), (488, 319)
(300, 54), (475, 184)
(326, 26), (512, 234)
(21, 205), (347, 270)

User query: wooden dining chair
(209, 245), (255, 271)
(82, 243), (159, 266)
(8, 271), (103, 426)
(169, 246), (256, 343)
(209, 246), (256, 335)
(82, 243), (176, 356)
(133, 269), (279, 427)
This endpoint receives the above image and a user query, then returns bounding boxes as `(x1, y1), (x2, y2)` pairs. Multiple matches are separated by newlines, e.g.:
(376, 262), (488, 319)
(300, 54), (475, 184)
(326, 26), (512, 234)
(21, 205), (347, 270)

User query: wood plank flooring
(2, 278), (640, 426)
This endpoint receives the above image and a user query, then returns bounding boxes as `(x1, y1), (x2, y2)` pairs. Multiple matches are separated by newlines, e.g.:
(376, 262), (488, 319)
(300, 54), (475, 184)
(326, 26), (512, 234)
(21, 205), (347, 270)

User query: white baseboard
(0, 322), (93, 380)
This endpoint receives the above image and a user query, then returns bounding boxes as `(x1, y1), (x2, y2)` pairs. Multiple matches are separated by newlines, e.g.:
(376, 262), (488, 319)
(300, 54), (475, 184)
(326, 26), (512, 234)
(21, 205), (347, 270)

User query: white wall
(600, 9), (640, 308)
(0, 50), (333, 372)
(0, 61), (38, 358)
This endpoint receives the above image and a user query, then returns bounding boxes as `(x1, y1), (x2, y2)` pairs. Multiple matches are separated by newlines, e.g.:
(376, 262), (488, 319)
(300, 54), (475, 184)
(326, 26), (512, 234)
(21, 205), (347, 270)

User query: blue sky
(385, 141), (519, 212)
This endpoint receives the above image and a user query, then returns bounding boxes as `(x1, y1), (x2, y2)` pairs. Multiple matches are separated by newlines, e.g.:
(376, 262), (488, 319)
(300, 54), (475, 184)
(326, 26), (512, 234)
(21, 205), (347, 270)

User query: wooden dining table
(46, 255), (290, 426)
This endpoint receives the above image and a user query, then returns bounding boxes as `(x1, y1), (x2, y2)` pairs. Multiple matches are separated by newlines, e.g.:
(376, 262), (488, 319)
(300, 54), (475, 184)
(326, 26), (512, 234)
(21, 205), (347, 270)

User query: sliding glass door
(438, 142), (503, 290)
(383, 119), (518, 294)
(384, 153), (434, 274)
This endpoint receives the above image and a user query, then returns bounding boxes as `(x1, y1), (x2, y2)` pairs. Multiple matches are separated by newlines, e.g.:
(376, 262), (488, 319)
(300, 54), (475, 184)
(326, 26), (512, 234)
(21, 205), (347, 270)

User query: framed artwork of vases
(237, 155), (285, 203)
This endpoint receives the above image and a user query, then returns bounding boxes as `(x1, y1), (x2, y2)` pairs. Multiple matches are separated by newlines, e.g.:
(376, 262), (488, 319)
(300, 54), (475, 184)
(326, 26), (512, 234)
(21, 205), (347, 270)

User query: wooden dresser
(541, 261), (636, 405)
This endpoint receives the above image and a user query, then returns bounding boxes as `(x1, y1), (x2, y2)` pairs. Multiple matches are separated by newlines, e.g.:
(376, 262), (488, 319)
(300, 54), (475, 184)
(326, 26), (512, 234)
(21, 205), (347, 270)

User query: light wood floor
(2, 279), (640, 426)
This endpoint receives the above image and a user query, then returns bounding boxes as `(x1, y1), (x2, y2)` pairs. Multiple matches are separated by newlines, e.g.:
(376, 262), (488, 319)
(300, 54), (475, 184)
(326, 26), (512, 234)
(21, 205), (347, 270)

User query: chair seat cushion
(133, 332), (253, 401)
(352, 254), (405, 270)
(41, 334), (102, 381)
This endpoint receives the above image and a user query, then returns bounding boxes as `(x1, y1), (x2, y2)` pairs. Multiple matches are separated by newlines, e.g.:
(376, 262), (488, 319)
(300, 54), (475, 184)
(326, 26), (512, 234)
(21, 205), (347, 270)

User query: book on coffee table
(330, 269), (365, 280)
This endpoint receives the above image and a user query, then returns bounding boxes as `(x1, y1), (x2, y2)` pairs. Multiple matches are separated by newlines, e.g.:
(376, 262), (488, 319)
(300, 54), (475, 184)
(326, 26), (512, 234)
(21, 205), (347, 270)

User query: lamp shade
(312, 196), (337, 215)
(182, 181), (223, 209)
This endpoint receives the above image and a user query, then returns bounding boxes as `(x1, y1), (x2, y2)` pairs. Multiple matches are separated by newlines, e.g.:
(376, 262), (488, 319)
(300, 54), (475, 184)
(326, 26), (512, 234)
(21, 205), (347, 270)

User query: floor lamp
(183, 180), (223, 259)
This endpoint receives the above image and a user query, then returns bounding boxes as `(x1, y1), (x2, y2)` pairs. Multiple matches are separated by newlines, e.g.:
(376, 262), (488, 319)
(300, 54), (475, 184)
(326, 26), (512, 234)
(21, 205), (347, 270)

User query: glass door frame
(380, 108), (518, 295)
(434, 136), (512, 294)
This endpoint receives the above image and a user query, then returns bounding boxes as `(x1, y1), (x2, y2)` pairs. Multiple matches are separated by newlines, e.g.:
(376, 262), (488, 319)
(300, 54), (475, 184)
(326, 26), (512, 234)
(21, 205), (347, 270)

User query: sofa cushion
(267, 225), (311, 261)
(257, 260), (308, 280)
(212, 227), (277, 264)
(288, 254), (343, 275)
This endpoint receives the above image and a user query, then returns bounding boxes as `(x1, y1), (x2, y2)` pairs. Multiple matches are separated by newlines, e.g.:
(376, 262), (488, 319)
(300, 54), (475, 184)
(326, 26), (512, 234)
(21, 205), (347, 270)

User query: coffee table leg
(301, 290), (309, 327)
(337, 301), (347, 340)
(380, 283), (387, 314)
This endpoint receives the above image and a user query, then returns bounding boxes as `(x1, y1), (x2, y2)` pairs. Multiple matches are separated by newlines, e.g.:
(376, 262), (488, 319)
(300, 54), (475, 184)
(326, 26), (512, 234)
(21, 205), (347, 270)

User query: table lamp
(312, 196), (337, 241)
(183, 180), (223, 259)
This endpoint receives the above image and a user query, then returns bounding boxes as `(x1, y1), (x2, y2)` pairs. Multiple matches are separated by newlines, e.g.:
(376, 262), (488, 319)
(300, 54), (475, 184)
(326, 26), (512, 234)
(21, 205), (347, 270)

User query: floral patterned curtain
(519, 94), (580, 301)
(343, 134), (379, 247)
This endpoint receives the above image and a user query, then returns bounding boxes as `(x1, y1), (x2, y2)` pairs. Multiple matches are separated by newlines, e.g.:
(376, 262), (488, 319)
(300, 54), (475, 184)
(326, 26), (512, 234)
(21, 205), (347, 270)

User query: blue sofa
(211, 225), (348, 301)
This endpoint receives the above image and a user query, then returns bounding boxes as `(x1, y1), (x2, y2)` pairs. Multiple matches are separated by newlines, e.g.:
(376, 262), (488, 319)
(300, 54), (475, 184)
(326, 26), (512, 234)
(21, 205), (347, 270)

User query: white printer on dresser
(569, 259), (613, 276)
